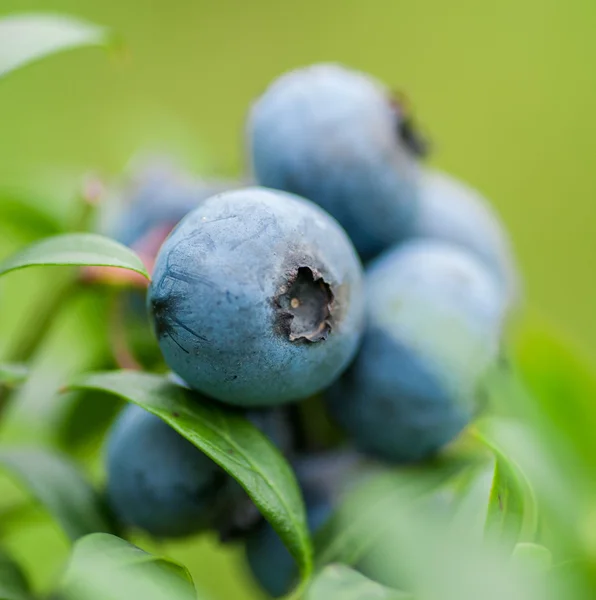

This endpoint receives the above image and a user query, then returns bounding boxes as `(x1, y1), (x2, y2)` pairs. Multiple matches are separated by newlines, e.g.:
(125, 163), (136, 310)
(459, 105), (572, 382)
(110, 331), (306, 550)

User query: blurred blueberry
(148, 186), (364, 407)
(413, 169), (520, 306)
(326, 240), (507, 463)
(245, 451), (359, 597)
(93, 157), (239, 295)
(93, 159), (240, 368)
(105, 404), (227, 538)
(248, 63), (426, 260)
(103, 156), (237, 250)
(245, 501), (330, 598)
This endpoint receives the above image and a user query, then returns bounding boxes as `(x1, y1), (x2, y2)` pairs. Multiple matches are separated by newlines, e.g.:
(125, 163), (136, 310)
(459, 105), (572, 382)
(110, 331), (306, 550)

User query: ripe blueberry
(108, 160), (238, 272)
(326, 240), (507, 463)
(105, 399), (294, 539)
(413, 169), (520, 305)
(247, 63), (426, 260)
(105, 404), (227, 538)
(148, 187), (364, 407)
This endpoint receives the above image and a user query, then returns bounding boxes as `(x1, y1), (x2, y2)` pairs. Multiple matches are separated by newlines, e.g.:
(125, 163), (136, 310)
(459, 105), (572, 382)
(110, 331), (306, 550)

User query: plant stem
(9, 276), (77, 363)
(0, 179), (101, 415)
(0, 275), (78, 414)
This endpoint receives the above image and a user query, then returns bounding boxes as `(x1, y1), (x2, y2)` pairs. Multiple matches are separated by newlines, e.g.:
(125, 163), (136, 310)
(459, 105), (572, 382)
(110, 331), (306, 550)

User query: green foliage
(306, 565), (410, 600)
(315, 457), (470, 568)
(2, 9), (596, 600)
(60, 534), (198, 600)
(0, 192), (64, 239)
(511, 543), (552, 573)
(68, 370), (313, 582)
(0, 365), (28, 390)
(0, 448), (114, 540)
(3, 215), (596, 600)
(0, 233), (149, 280)
(0, 13), (112, 79)
(473, 418), (539, 546)
(0, 548), (32, 600)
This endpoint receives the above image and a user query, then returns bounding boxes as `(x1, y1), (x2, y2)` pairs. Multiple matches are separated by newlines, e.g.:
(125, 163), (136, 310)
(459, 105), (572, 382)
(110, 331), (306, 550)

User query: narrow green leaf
(0, 192), (63, 237)
(0, 14), (113, 79)
(306, 565), (411, 600)
(0, 548), (31, 600)
(68, 370), (313, 580)
(472, 419), (539, 544)
(0, 448), (113, 541)
(485, 460), (521, 540)
(60, 533), (196, 600)
(0, 365), (28, 389)
(0, 233), (149, 280)
(480, 369), (594, 556)
(447, 456), (495, 539)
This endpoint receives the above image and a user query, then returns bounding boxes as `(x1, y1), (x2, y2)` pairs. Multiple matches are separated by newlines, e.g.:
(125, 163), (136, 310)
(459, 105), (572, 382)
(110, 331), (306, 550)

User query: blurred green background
(2, 0), (596, 353)
(1, 1), (596, 598)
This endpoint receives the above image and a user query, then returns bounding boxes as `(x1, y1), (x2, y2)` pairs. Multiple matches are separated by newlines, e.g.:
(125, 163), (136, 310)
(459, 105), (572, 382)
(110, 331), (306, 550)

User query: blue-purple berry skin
(108, 160), (236, 249)
(148, 187), (365, 407)
(326, 240), (507, 463)
(414, 169), (520, 306)
(105, 404), (225, 538)
(248, 63), (423, 261)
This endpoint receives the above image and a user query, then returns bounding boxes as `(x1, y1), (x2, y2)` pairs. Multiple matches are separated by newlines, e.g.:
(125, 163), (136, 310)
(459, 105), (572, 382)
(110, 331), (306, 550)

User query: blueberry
(413, 169), (520, 305)
(325, 240), (507, 463)
(148, 186), (364, 407)
(94, 159), (237, 295)
(93, 161), (239, 367)
(247, 63), (425, 260)
(107, 158), (237, 251)
(105, 404), (227, 538)
(108, 375), (297, 540)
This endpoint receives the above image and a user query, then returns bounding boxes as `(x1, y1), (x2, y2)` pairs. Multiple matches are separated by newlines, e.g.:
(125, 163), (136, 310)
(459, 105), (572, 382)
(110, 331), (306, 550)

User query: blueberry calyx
(276, 266), (334, 343)
(389, 91), (430, 158)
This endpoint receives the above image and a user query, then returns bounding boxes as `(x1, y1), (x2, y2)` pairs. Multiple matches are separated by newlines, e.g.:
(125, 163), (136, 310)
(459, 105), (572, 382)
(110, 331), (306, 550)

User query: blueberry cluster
(103, 63), (517, 597)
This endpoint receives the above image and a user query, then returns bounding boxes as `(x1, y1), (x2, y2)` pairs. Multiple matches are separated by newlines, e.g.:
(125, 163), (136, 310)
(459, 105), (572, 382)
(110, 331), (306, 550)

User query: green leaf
(485, 460), (524, 541)
(0, 548), (32, 600)
(511, 543), (552, 573)
(475, 415), (591, 559)
(60, 533), (197, 600)
(0, 14), (113, 79)
(0, 448), (113, 541)
(68, 370), (313, 581)
(306, 565), (411, 600)
(480, 366), (595, 556)
(0, 192), (63, 238)
(0, 365), (28, 389)
(472, 418), (539, 544)
(351, 490), (547, 600)
(0, 233), (149, 280)
(315, 457), (469, 568)
(447, 456), (496, 538)
(513, 321), (596, 469)
(56, 388), (123, 453)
